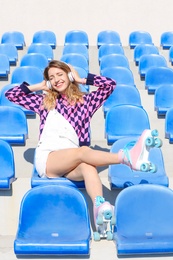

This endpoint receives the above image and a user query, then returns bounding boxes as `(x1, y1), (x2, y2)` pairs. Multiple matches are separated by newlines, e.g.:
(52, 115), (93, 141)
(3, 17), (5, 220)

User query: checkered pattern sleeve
(85, 74), (116, 116)
(5, 82), (43, 114)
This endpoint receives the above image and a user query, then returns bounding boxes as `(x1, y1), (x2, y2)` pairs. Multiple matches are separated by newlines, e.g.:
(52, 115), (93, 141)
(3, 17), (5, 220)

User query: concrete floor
(0, 45), (173, 259)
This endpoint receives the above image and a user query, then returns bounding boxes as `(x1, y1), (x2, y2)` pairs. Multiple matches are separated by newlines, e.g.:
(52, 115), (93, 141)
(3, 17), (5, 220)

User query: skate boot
(93, 196), (115, 241)
(118, 129), (162, 173)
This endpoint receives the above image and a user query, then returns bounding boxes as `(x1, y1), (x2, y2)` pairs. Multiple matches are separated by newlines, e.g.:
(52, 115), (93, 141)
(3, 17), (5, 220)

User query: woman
(5, 60), (158, 237)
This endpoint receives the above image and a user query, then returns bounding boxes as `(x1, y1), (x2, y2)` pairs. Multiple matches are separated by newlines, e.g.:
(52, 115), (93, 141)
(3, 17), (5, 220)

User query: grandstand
(1, 1), (173, 259)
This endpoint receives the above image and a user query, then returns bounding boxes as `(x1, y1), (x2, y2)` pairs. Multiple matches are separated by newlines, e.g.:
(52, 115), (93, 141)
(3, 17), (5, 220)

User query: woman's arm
(84, 74), (116, 115)
(5, 81), (48, 114)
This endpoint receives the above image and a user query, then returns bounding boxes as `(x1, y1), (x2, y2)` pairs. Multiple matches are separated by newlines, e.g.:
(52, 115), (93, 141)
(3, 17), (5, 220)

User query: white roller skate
(93, 196), (115, 241)
(118, 129), (162, 173)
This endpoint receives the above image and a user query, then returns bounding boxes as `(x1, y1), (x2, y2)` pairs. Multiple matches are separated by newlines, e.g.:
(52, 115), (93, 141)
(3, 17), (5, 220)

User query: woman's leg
(46, 146), (119, 177)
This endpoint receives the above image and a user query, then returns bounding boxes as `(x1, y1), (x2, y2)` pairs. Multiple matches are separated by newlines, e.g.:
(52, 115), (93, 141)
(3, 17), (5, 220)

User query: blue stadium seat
(73, 66), (89, 92)
(165, 107), (173, 143)
(109, 137), (168, 189)
(114, 184), (173, 256)
(64, 30), (89, 48)
(62, 44), (89, 62)
(0, 106), (28, 145)
(32, 30), (56, 49)
(161, 31), (173, 49)
(20, 53), (48, 72)
(27, 43), (53, 61)
(0, 43), (18, 65)
(105, 104), (150, 145)
(100, 54), (130, 74)
(14, 184), (91, 256)
(103, 85), (142, 118)
(0, 84), (36, 117)
(101, 67), (135, 87)
(145, 67), (173, 94)
(97, 30), (121, 48)
(98, 44), (125, 64)
(60, 53), (89, 72)
(1, 31), (25, 50)
(168, 46), (173, 64)
(138, 54), (167, 79)
(134, 44), (159, 65)
(0, 54), (10, 78)
(31, 165), (85, 189)
(0, 139), (16, 189)
(154, 84), (173, 118)
(134, 44), (159, 66)
(11, 66), (43, 85)
(129, 31), (153, 49)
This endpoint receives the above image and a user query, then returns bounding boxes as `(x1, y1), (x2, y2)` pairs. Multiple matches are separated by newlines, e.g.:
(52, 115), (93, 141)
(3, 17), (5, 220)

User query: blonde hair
(43, 60), (84, 110)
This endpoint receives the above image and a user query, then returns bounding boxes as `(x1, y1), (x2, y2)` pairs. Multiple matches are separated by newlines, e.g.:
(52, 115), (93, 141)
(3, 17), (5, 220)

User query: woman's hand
(28, 80), (49, 92)
(68, 65), (87, 85)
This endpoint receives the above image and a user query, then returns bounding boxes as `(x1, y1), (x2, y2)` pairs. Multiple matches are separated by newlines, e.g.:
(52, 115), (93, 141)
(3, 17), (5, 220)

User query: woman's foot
(93, 196), (115, 241)
(118, 129), (162, 172)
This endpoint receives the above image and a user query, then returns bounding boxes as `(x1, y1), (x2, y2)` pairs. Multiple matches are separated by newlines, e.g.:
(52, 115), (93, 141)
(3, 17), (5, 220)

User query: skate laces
(95, 196), (105, 207)
(122, 141), (136, 166)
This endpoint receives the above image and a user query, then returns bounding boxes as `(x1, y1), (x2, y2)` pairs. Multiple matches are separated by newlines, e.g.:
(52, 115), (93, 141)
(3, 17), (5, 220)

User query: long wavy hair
(43, 60), (84, 110)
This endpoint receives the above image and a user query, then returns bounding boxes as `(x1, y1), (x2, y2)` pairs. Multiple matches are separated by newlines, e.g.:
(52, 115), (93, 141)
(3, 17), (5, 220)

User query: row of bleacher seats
(2, 30), (173, 50)
(1, 31), (173, 257)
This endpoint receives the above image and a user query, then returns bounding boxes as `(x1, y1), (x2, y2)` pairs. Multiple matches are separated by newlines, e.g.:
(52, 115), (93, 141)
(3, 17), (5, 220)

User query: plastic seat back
(134, 44), (159, 65)
(97, 30), (121, 48)
(98, 44), (124, 63)
(73, 66), (89, 92)
(100, 54), (130, 73)
(64, 30), (89, 48)
(114, 184), (173, 256)
(27, 43), (53, 61)
(0, 139), (16, 189)
(145, 67), (173, 94)
(14, 185), (91, 256)
(0, 43), (18, 65)
(103, 85), (142, 117)
(32, 30), (56, 48)
(1, 31), (25, 49)
(105, 104), (150, 145)
(0, 84), (36, 116)
(101, 66), (135, 87)
(165, 107), (173, 143)
(20, 53), (48, 72)
(11, 66), (43, 85)
(161, 31), (173, 49)
(0, 54), (10, 77)
(168, 46), (173, 64)
(109, 137), (168, 189)
(129, 31), (153, 49)
(139, 54), (167, 79)
(154, 84), (173, 118)
(60, 53), (89, 72)
(62, 44), (89, 62)
(0, 106), (28, 145)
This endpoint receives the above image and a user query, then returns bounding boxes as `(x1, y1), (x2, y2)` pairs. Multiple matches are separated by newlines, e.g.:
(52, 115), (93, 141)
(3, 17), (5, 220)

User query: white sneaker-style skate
(118, 129), (162, 172)
(93, 200), (115, 241)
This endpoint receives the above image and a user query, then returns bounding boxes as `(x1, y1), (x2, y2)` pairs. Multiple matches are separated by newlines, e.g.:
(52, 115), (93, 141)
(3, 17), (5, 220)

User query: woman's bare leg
(46, 146), (119, 177)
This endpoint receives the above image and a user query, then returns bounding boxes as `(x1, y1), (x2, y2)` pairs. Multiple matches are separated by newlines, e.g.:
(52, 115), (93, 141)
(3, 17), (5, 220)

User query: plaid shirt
(5, 73), (116, 146)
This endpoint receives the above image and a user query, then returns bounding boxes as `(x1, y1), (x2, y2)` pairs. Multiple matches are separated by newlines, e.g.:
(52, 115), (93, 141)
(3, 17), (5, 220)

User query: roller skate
(118, 129), (162, 173)
(93, 196), (115, 241)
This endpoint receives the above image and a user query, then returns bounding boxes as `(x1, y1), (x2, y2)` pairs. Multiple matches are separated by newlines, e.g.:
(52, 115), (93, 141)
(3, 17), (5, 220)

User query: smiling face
(48, 67), (70, 93)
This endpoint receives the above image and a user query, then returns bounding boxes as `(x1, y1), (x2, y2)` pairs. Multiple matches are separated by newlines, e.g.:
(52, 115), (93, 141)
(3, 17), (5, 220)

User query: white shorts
(35, 136), (79, 178)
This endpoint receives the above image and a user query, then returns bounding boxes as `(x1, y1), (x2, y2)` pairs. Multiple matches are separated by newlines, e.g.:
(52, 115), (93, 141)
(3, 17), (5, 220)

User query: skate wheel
(140, 162), (150, 172)
(96, 214), (103, 225)
(151, 129), (159, 137)
(106, 231), (113, 240)
(104, 209), (112, 220)
(154, 138), (163, 148)
(93, 231), (101, 241)
(145, 137), (155, 147)
(111, 216), (116, 226)
(149, 163), (157, 173)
